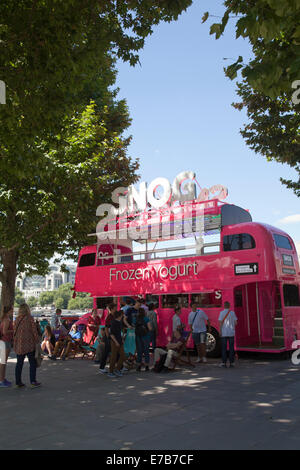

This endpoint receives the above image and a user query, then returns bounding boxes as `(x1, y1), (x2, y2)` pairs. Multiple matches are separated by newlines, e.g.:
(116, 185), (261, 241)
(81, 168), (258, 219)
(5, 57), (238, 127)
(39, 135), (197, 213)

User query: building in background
(14, 264), (77, 300)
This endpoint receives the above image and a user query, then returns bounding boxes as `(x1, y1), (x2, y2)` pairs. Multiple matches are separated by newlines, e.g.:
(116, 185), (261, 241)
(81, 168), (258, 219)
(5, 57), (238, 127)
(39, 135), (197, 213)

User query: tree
(39, 291), (55, 307)
(53, 283), (74, 310)
(27, 296), (38, 308)
(68, 294), (93, 311)
(55, 297), (65, 310)
(14, 288), (25, 307)
(203, 0), (300, 97)
(233, 82), (300, 196)
(0, 0), (193, 309)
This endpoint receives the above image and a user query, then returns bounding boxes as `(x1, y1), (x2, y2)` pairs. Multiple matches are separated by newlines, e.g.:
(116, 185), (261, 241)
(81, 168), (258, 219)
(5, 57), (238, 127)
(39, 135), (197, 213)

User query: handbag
(35, 343), (43, 368)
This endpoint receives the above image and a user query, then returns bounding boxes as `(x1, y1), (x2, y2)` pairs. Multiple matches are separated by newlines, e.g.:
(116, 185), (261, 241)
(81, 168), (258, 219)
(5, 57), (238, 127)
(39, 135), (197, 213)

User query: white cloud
(278, 214), (300, 225)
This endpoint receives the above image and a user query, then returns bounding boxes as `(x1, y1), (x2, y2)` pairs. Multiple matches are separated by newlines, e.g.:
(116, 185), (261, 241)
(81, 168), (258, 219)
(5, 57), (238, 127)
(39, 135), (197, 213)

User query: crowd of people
(0, 297), (237, 387)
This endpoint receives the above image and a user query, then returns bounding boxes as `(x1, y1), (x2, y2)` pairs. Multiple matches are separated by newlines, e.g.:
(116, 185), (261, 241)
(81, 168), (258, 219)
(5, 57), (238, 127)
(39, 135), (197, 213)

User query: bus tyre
(205, 328), (221, 358)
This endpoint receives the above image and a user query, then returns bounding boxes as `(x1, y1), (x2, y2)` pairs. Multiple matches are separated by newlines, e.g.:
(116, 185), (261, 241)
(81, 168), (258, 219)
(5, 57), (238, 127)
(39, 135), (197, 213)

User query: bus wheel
(206, 328), (221, 358)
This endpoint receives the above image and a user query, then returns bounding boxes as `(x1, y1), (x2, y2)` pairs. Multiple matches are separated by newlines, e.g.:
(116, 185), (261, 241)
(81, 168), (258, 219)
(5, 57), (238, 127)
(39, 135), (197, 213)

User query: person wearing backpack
(218, 301), (238, 368)
(135, 308), (152, 372)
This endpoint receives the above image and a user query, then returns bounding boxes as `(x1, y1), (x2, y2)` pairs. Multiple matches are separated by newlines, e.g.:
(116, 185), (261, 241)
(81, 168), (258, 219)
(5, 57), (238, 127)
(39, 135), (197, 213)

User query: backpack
(153, 352), (167, 373)
(135, 319), (148, 337)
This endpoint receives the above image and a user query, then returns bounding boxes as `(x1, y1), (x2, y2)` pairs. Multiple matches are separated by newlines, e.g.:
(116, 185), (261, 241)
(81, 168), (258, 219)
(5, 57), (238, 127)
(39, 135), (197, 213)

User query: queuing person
(98, 303), (117, 374)
(84, 308), (101, 344)
(140, 299), (149, 313)
(188, 302), (210, 363)
(0, 306), (14, 388)
(135, 308), (152, 372)
(126, 299), (141, 326)
(218, 301), (238, 368)
(41, 325), (56, 359)
(172, 306), (184, 333)
(121, 298), (133, 316)
(147, 303), (158, 350)
(14, 303), (41, 388)
(108, 310), (126, 377)
(153, 326), (185, 372)
(94, 326), (106, 364)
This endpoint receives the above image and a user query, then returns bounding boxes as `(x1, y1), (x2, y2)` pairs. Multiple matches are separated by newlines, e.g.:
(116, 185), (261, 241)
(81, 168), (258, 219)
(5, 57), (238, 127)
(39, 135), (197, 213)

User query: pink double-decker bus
(74, 198), (300, 356)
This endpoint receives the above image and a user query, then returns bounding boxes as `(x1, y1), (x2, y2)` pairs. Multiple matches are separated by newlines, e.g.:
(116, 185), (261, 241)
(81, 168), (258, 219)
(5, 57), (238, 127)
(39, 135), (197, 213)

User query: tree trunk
(0, 249), (18, 309)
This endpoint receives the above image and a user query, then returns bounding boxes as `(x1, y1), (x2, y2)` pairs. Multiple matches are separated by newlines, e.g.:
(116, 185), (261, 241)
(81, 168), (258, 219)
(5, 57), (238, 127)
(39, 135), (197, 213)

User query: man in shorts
(188, 302), (211, 363)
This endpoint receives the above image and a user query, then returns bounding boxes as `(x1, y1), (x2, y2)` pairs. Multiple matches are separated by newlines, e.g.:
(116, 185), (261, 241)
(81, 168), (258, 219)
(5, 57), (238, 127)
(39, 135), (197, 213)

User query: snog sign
(96, 170), (228, 241)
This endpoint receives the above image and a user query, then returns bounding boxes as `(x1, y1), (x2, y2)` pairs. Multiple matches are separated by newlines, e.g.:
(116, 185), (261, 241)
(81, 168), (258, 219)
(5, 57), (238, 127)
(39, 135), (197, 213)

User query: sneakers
(145, 366), (149, 372)
(202, 357), (207, 363)
(114, 370), (123, 377)
(0, 381), (11, 388)
(30, 382), (42, 388)
(136, 365), (141, 372)
(98, 368), (108, 374)
(49, 355), (56, 361)
(196, 357), (201, 363)
(15, 383), (26, 389)
(121, 366), (129, 372)
(107, 372), (117, 378)
(219, 362), (226, 368)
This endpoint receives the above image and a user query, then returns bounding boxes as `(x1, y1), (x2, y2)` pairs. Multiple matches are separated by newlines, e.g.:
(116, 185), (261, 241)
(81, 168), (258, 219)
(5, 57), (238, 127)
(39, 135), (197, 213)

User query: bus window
(234, 290), (243, 308)
(161, 294), (189, 309)
(79, 253), (96, 267)
(282, 254), (294, 266)
(191, 292), (222, 308)
(273, 234), (292, 250)
(283, 285), (300, 307)
(223, 233), (256, 252)
(96, 297), (114, 309)
(145, 294), (159, 308)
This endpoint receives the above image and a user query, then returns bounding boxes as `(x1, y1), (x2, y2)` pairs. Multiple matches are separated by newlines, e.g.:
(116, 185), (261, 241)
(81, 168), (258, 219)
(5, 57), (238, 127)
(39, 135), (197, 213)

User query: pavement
(1, 352), (300, 450)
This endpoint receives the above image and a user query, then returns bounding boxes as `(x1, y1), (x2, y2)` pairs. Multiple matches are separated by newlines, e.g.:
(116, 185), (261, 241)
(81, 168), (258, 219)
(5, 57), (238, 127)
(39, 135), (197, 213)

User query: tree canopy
(233, 82), (300, 196)
(203, 0), (300, 195)
(203, 0), (300, 98)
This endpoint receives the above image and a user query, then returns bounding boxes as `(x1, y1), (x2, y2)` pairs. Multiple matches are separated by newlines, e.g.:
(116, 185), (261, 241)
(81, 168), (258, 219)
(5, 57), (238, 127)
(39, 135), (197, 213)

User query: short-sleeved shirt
(110, 319), (124, 345)
(218, 309), (237, 337)
(188, 309), (208, 333)
(172, 314), (182, 332)
(126, 307), (138, 326)
(69, 330), (81, 341)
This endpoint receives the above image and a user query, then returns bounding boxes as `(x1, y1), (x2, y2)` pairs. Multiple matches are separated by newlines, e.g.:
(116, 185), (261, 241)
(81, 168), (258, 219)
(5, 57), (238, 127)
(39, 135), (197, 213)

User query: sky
(115, 0), (300, 255)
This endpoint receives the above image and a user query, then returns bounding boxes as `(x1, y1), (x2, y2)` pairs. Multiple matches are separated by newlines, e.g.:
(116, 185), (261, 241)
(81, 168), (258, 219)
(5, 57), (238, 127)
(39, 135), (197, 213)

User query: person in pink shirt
(84, 309), (101, 344)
